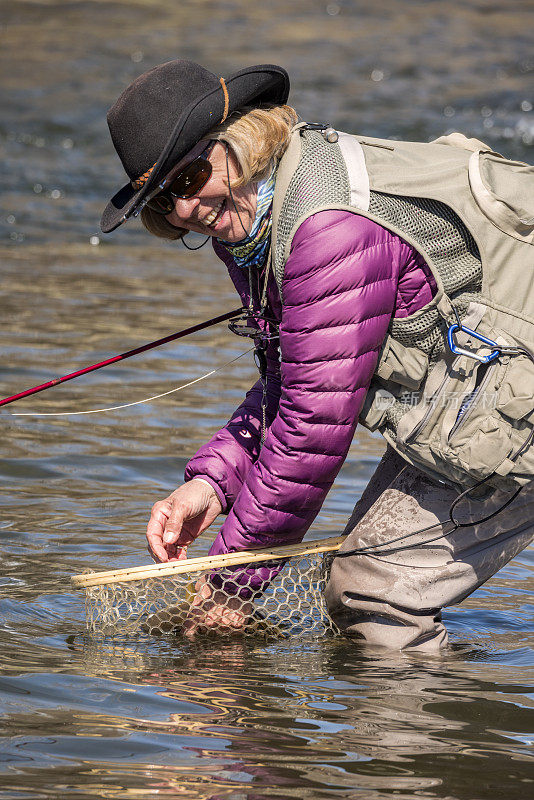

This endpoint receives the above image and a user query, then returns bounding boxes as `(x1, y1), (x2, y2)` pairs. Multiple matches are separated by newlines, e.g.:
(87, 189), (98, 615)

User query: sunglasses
(146, 141), (215, 215)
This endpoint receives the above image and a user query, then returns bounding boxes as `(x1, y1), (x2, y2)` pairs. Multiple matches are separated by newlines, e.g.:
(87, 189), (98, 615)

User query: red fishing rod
(0, 308), (243, 408)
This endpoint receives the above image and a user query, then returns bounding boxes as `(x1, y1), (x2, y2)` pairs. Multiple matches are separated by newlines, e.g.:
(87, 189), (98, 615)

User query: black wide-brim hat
(100, 60), (290, 233)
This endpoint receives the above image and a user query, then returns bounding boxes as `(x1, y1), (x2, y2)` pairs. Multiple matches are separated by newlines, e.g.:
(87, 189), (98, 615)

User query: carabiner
(447, 324), (501, 364)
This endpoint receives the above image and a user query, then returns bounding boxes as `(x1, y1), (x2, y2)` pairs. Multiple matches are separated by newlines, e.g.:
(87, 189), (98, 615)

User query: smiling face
(163, 141), (258, 243)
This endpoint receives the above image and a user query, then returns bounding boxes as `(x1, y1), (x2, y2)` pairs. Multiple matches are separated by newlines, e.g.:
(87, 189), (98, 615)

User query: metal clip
(302, 122), (339, 142)
(254, 345), (268, 378)
(447, 324), (501, 364)
(228, 310), (279, 345)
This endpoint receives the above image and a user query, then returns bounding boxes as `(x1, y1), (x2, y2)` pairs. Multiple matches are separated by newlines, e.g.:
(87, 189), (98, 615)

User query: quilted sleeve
(184, 358), (281, 512)
(184, 240), (283, 512)
(208, 210), (406, 557)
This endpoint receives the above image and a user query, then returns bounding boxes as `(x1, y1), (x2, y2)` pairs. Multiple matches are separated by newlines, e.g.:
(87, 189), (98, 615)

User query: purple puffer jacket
(185, 210), (436, 583)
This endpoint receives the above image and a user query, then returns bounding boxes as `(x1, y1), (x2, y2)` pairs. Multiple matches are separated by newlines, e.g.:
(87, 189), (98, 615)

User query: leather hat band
(219, 77), (229, 123)
(131, 163), (157, 190)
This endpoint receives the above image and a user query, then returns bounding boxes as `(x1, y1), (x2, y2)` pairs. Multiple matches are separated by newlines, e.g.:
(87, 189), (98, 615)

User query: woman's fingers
(162, 500), (186, 545)
(146, 500), (172, 562)
(146, 540), (184, 563)
(183, 607), (247, 638)
(182, 586), (252, 638)
(192, 576), (211, 602)
(145, 495), (191, 562)
(162, 480), (222, 545)
(146, 480), (223, 563)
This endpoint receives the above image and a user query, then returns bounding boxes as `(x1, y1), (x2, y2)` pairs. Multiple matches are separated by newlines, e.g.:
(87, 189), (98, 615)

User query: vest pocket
(495, 355), (534, 421)
(374, 336), (429, 390)
(437, 355), (511, 479)
(492, 355), (534, 483)
(437, 352), (534, 483)
(359, 384), (398, 432)
(468, 151), (534, 244)
(396, 352), (516, 485)
(359, 338), (429, 432)
(367, 320), (534, 487)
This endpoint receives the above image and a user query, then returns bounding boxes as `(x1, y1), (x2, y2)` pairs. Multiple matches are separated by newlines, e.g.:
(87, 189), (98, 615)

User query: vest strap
(436, 294), (458, 326)
(337, 132), (370, 211)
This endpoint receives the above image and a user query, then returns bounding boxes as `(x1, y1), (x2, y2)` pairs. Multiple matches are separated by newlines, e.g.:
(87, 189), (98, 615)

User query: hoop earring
(181, 233), (211, 250)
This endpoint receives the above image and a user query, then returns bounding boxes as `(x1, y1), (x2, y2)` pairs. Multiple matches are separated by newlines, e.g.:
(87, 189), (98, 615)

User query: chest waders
(270, 125), (534, 499)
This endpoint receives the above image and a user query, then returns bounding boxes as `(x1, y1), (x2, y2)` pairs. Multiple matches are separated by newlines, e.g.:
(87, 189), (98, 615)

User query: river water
(1, 1), (533, 797)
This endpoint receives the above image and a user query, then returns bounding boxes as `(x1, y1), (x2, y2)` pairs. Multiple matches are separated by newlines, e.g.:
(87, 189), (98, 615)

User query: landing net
(72, 537), (344, 639)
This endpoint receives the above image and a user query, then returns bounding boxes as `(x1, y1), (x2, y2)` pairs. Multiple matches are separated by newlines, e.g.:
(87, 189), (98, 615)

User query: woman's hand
(182, 576), (253, 639)
(146, 479), (223, 562)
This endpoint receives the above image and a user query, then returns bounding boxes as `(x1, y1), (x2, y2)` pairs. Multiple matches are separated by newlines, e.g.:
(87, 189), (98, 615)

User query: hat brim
(100, 64), (289, 233)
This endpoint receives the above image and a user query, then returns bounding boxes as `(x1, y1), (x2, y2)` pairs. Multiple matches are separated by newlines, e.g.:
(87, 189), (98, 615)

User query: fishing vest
(270, 126), (534, 490)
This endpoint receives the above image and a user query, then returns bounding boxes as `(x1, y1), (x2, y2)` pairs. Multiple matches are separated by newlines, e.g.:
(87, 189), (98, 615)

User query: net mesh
(82, 551), (339, 639)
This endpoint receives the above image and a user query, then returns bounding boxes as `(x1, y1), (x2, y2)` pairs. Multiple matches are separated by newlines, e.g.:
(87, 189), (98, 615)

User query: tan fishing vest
(270, 126), (534, 489)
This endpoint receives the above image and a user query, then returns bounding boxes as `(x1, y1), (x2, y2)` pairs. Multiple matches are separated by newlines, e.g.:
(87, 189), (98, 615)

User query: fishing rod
(0, 307), (243, 409)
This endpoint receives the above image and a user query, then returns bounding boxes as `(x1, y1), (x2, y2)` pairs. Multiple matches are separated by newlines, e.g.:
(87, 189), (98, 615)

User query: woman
(101, 59), (534, 649)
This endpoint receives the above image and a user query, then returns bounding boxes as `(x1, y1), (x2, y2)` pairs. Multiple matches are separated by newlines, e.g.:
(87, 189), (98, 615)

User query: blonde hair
(141, 103), (298, 241)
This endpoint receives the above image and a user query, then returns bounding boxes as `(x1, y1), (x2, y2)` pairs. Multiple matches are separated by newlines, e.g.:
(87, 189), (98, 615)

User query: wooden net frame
(71, 536), (345, 639)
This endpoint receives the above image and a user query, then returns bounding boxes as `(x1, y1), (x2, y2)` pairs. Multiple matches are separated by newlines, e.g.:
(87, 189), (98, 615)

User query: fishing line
(8, 348), (254, 417)
(0, 308), (243, 409)
(333, 476), (525, 559)
(333, 518), (457, 559)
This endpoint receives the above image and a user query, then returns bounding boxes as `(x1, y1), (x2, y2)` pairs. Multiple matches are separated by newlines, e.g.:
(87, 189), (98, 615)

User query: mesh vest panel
(368, 192), (483, 438)
(274, 132), (483, 441)
(274, 131), (350, 291)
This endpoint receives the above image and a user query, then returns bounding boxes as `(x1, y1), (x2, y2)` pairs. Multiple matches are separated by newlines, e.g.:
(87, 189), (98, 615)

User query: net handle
(71, 536), (346, 589)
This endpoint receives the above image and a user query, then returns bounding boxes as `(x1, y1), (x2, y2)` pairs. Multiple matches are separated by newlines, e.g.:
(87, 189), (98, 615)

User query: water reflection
(1, 0), (534, 797)
(1, 635), (520, 799)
